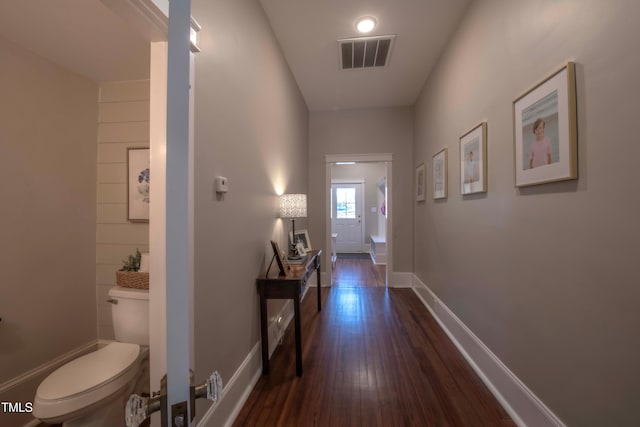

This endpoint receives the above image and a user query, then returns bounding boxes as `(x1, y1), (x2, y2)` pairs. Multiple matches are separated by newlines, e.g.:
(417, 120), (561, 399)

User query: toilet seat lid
(37, 342), (140, 401)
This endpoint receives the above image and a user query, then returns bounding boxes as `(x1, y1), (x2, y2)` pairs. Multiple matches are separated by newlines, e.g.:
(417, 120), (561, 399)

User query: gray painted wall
(413, 1), (640, 425)
(309, 107), (413, 273)
(191, 0), (308, 421)
(0, 36), (98, 426)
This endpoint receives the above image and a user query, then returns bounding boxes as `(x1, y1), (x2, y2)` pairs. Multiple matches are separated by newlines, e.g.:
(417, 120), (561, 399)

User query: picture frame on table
(432, 148), (448, 200)
(295, 243), (306, 257)
(513, 62), (577, 187)
(127, 148), (150, 222)
(289, 229), (311, 253)
(415, 163), (426, 202)
(270, 240), (287, 276)
(460, 122), (488, 195)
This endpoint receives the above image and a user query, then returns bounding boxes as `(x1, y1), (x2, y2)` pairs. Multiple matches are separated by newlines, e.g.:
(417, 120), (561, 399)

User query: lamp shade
(280, 194), (307, 218)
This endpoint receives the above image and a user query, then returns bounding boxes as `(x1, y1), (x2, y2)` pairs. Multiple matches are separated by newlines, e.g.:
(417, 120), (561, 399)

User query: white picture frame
(415, 163), (426, 202)
(433, 148), (448, 200)
(290, 229), (312, 253)
(460, 122), (488, 195)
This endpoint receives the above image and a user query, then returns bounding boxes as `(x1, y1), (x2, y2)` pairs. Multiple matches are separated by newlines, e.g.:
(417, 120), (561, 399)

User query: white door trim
(325, 154), (393, 287)
(165, 0), (194, 418)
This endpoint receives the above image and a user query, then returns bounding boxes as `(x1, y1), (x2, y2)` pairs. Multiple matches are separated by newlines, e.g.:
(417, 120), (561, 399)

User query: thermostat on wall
(215, 176), (228, 193)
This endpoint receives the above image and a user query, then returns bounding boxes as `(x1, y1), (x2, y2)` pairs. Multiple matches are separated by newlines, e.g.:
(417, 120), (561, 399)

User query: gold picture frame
(513, 62), (577, 187)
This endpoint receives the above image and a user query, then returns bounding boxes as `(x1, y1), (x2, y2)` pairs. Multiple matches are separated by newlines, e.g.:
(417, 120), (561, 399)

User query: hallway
(332, 253), (386, 287)
(234, 286), (514, 426)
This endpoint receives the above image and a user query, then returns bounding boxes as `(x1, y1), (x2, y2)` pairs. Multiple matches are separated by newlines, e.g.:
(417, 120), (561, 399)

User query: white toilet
(33, 287), (150, 427)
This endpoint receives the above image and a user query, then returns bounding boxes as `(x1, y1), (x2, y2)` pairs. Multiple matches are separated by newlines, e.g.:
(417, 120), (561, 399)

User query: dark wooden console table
(257, 250), (322, 376)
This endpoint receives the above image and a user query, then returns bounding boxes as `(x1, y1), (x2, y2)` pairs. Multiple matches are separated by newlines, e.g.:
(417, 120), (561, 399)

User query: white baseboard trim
(389, 272), (413, 287)
(412, 275), (565, 427)
(0, 340), (98, 394)
(196, 342), (262, 427)
(197, 300), (295, 427)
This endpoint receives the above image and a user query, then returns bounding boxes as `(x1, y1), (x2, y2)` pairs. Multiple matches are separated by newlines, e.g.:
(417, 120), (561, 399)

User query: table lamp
(280, 193), (307, 258)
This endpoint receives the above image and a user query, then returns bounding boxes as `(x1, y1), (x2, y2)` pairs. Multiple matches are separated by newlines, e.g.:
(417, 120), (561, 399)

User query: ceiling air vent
(338, 35), (395, 70)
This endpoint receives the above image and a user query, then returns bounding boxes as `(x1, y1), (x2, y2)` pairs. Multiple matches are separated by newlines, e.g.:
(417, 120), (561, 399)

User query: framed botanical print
(460, 122), (487, 195)
(513, 62), (577, 187)
(127, 148), (150, 222)
(432, 148), (447, 199)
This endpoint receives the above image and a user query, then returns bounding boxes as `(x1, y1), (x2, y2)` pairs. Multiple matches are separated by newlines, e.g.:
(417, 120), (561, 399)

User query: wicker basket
(116, 271), (149, 289)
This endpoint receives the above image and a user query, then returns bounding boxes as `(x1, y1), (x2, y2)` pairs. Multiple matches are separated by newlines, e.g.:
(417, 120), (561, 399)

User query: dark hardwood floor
(332, 254), (386, 287)
(234, 286), (515, 426)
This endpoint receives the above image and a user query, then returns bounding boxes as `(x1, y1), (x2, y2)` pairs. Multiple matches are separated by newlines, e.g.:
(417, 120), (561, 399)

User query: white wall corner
(411, 275), (566, 427)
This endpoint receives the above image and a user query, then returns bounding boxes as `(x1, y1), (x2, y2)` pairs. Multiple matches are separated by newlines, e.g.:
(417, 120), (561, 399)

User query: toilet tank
(108, 287), (149, 346)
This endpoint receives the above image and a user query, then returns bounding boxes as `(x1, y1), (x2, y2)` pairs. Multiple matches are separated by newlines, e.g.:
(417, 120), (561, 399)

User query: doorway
(326, 155), (392, 287)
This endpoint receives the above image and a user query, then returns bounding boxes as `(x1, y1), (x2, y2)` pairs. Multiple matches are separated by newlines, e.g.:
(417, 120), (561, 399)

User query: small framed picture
(270, 240), (287, 276)
(432, 148), (447, 199)
(460, 122), (488, 195)
(127, 148), (150, 222)
(290, 229), (312, 253)
(415, 163), (426, 202)
(513, 62), (577, 187)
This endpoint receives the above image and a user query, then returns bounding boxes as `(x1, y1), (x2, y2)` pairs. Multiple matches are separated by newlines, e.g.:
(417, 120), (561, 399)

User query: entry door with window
(332, 183), (363, 253)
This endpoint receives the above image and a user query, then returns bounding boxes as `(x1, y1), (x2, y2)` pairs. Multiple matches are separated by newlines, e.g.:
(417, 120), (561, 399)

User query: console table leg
(260, 291), (269, 375)
(294, 296), (302, 376)
(317, 266), (322, 312)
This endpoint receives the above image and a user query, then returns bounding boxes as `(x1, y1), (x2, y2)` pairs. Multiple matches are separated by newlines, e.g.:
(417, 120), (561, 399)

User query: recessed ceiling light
(356, 17), (377, 33)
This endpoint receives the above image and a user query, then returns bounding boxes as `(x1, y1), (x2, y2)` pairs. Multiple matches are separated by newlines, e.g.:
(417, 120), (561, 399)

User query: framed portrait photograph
(127, 148), (150, 222)
(289, 229), (312, 253)
(460, 122), (488, 195)
(432, 148), (447, 199)
(513, 62), (577, 187)
(295, 242), (306, 257)
(415, 163), (426, 202)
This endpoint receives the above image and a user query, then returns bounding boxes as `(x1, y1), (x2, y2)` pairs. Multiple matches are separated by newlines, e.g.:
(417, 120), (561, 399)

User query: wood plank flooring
(332, 255), (386, 287)
(234, 286), (515, 427)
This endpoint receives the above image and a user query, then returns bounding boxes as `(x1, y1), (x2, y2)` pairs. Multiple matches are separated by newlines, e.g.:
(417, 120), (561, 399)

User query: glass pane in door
(336, 188), (356, 219)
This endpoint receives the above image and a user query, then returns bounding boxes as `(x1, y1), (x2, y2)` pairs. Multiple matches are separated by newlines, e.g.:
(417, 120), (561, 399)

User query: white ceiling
(259, 0), (471, 111)
(0, 0), (150, 83)
(0, 0), (470, 110)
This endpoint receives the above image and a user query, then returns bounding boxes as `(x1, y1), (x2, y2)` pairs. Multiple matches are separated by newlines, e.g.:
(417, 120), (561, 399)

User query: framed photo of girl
(513, 62), (577, 187)
(460, 122), (487, 195)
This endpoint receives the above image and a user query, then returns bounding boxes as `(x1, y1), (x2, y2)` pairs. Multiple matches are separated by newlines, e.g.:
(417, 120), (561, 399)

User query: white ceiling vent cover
(338, 35), (395, 70)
